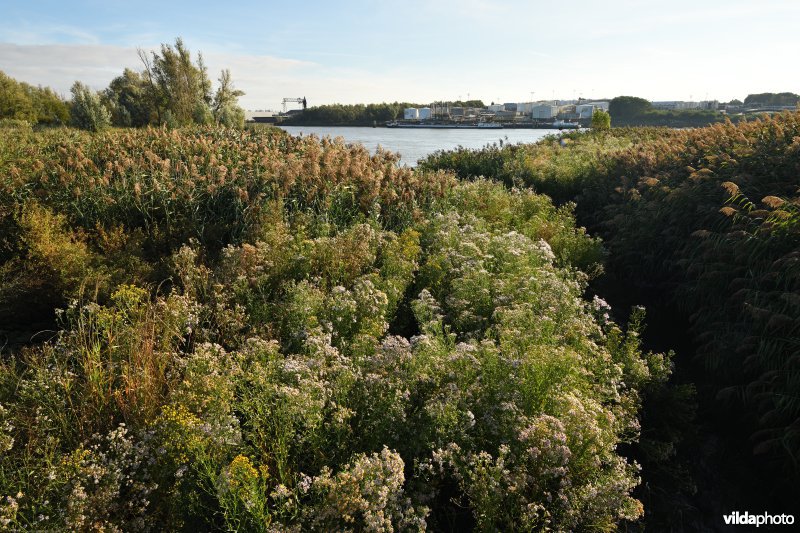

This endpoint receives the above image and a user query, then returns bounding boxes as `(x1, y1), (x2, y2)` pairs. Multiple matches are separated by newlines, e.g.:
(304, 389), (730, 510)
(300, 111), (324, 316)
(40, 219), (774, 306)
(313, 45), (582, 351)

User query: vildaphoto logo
(723, 511), (795, 527)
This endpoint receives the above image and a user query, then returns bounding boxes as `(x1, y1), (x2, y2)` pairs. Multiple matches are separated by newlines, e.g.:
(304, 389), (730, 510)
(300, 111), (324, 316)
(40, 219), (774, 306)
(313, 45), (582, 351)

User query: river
(278, 126), (556, 166)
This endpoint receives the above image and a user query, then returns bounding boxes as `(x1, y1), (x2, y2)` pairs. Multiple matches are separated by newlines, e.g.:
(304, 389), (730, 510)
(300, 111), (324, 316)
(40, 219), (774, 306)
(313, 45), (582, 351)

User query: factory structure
(396, 100), (609, 128)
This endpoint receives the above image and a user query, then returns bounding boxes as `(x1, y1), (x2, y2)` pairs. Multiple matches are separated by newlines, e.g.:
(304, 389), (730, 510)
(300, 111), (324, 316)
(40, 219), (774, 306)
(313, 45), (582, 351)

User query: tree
(103, 69), (152, 127)
(212, 69), (245, 127)
(70, 81), (110, 131)
(744, 92), (799, 106)
(0, 71), (34, 121)
(29, 86), (70, 125)
(608, 96), (652, 119)
(0, 71), (69, 125)
(591, 109), (611, 130)
(139, 38), (213, 127)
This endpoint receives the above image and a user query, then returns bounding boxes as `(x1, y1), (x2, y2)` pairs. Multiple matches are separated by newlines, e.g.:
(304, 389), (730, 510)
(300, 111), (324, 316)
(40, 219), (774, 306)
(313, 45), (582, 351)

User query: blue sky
(1, 0), (799, 110)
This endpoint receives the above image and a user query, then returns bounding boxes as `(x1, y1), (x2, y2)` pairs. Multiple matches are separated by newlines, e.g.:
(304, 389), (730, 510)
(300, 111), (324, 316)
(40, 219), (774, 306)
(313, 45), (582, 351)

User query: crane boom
(282, 97), (307, 113)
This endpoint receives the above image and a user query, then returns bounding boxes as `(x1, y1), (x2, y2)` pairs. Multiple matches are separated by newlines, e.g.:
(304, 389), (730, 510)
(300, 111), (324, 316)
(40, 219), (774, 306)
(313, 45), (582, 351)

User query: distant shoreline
(272, 116), (738, 129)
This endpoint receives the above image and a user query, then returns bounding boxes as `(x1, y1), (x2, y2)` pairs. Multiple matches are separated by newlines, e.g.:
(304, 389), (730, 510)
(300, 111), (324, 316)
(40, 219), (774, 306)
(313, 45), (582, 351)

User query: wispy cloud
(0, 22), (101, 46)
(0, 43), (135, 92)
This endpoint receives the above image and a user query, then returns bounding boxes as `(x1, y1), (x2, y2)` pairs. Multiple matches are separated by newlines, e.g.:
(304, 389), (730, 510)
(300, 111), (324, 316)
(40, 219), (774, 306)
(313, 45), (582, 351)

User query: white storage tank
(532, 105), (559, 119)
(404, 108), (419, 120)
(418, 107), (432, 120)
(517, 102), (533, 114)
(488, 104), (504, 112)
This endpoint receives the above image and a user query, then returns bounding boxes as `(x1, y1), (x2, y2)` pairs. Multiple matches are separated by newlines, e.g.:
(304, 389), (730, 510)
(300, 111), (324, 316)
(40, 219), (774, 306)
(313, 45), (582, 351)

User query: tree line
(743, 92), (799, 106)
(0, 71), (70, 126)
(0, 38), (245, 131)
(607, 95), (725, 127)
(607, 93), (799, 127)
(283, 99), (487, 126)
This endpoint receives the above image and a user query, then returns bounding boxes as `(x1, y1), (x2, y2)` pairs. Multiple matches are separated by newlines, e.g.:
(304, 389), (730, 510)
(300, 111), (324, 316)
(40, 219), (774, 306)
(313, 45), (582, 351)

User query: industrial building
(576, 102), (609, 119)
(532, 105), (559, 119)
(391, 98), (611, 127)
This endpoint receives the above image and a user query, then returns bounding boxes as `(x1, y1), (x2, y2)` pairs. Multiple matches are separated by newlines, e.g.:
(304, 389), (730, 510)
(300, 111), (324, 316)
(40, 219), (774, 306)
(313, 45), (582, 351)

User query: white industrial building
(487, 104), (504, 112)
(532, 105), (559, 119)
(575, 102), (610, 119)
(404, 108), (419, 120)
(516, 102), (534, 114)
(418, 107), (432, 120)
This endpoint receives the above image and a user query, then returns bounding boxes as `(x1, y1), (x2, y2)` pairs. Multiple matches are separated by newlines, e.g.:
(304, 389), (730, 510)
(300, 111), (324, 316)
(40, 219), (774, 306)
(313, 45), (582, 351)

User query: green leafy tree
(0, 71), (34, 121)
(29, 86), (70, 125)
(212, 69), (245, 127)
(139, 38), (213, 127)
(103, 69), (152, 127)
(609, 96), (652, 119)
(0, 71), (69, 125)
(286, 101), (429, 126)
(70, 81), (110, 131)
(591, 109), (611, 130)
(744, 92), (799, 106)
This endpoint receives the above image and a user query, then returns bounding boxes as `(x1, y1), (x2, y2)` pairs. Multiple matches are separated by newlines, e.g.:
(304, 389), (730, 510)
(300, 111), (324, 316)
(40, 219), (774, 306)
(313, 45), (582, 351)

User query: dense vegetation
(607, 96), (728, 127)
(744, 92), (799, 106)
(0, 71), (70, 127)
(282, 102), (422, 126)
(422, 113), (800, 518)
(0, 124), (668, 530)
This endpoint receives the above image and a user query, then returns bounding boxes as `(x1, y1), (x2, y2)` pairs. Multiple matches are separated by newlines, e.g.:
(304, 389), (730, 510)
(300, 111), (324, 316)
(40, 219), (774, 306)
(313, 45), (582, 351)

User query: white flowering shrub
(0, 404), (13, 455)
(304, 447), (428, 531)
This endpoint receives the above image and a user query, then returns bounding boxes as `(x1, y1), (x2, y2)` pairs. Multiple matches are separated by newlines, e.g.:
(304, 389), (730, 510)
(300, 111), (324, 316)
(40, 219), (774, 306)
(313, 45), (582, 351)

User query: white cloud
(0, 23), (101, 46)
(0, 43), (135, 94)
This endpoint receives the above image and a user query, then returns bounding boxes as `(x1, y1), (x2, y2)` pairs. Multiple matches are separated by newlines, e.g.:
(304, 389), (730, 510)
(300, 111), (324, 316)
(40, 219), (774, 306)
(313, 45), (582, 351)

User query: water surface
(279, 126), (556, 165)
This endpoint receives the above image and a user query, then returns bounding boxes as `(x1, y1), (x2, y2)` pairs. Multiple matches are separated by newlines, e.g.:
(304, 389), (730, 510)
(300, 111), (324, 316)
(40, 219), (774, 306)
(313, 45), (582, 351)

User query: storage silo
(532, 105), (559, 119)
(404, 108), (419, 120)
(517, 102), (533, 114)
(418, 107), (432, 120)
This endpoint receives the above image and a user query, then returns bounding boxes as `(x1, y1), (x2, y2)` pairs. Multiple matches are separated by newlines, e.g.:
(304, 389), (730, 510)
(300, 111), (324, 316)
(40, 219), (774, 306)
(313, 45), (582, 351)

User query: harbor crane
(282, 97), (307, 113)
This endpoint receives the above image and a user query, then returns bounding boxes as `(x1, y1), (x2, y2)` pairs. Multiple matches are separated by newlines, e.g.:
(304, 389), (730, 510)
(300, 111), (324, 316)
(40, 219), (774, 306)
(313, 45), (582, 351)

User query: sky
(1, 0), (799, 110)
